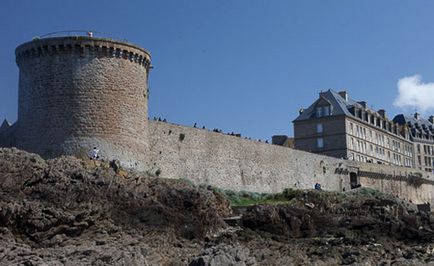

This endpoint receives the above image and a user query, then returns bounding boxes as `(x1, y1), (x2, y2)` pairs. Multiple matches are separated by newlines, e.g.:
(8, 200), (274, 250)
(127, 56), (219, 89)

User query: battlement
(15, 37), (151, 69)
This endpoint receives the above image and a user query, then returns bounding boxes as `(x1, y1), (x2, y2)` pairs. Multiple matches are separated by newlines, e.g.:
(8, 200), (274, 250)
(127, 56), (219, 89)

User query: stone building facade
(293, 90), (414, 167)
(394, 113), (434, 172)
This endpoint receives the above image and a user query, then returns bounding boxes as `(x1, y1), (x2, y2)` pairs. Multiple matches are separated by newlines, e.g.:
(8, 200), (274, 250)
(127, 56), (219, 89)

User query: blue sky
(1, 1), (434, 141)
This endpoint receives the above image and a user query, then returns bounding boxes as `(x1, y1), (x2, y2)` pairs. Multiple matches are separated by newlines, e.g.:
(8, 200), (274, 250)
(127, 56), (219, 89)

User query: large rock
(0, 148), (231, 265)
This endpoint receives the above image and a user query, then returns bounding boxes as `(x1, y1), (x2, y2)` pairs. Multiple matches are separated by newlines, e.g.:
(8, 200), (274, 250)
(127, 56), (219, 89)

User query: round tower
(14, 36), (151, 169)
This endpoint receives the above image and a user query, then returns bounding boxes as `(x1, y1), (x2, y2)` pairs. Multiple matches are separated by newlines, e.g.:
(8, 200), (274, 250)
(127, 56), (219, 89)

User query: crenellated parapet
(15, 37), (151, 69)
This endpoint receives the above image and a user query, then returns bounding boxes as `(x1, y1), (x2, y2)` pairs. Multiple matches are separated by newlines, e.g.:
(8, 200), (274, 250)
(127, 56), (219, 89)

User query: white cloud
(394, 75), (434, 113)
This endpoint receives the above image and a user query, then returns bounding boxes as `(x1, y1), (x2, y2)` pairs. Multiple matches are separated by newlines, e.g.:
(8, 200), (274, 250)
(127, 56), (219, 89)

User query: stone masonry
(12, 36), (151, 169)
(149, 121), (434, 205)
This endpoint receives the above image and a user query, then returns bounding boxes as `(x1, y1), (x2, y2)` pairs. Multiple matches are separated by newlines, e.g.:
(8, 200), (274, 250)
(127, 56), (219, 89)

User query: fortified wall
(149, 121), (434, 205)
(1, 35), (434, 207)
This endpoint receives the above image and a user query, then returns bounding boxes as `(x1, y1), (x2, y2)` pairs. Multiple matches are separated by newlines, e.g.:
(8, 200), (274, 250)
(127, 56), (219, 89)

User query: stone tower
(14, 36), (151, 169)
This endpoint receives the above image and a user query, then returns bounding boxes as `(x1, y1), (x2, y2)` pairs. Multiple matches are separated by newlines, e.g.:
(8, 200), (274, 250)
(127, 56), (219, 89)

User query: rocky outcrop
(1, 147), (434, 265)
(241, 190), (434, 242)
(0, 148), (230, 265)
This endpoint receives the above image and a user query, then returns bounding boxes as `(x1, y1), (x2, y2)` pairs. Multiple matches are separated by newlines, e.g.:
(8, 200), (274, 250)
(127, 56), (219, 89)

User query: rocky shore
(0, 148), (433, 265)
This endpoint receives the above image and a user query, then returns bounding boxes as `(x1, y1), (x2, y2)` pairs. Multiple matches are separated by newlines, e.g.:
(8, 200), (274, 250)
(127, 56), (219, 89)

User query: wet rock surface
(1, 148), (434, 265)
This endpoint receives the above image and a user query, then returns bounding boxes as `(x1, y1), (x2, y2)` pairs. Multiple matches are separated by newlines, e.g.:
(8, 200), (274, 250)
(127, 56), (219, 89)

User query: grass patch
(348, 187), (386, 198)
(208, 185), (387, 207)
(214, 187), (356, 207)
(177, 177), (195, 186)
(214, 188), (301, 207)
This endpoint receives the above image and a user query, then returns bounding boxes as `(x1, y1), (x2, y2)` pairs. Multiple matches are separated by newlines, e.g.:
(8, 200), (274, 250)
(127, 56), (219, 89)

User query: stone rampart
(356, 162), (434, 204)
(149, 121), (354, 192)
(149, 121), (434, 205)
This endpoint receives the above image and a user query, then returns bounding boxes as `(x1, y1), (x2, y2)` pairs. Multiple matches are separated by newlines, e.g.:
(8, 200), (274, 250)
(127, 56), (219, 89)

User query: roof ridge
(0, 119), (11, 133)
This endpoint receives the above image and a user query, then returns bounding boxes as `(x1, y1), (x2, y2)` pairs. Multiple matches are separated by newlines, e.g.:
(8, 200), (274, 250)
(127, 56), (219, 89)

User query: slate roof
(393, 114), (434, 139)
(293, 89), (377, 122)
(0, 119), (11, 133)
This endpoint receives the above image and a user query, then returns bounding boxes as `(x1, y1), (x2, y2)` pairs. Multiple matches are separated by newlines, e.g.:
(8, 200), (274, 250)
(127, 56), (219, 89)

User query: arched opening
(319, 160), (326, 174)
(350, 172), (360, 189)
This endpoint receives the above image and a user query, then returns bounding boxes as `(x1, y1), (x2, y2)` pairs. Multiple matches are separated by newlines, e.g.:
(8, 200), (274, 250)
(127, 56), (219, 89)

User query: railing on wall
(33, 30), (129, 42)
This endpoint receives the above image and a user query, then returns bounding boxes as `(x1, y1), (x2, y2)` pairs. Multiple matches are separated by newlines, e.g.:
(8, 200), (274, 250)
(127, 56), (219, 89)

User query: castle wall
(149, 121), (434, 205)
(149, 121), (351, 193)
(14, 37), (151, 169)
(356, 163), (434, 205)
(359, 177), (434, 205)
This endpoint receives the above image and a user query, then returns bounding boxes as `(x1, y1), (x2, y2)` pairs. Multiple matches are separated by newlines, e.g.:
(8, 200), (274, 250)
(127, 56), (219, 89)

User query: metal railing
(33, 30), (129, 42)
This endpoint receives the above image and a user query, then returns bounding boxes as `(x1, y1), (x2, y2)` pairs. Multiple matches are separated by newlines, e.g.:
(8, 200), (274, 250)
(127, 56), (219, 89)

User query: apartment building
(293, 90), (414, 167)
(394, 113), (434, 172)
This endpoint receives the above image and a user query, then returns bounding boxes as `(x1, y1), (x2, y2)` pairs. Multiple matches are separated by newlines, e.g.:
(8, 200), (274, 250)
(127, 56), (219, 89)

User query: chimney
(378, 109), (386, 118)
(414, 112), (420, 120)
(338, 91), (348, 101)
(272, 135), (288, 146)
(429, 116), (434, 124)
(299, 108), (304, 115)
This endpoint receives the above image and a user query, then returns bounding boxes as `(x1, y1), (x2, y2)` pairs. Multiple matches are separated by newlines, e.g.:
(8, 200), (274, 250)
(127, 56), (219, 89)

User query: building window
(316, 105), (331, 117)
(317, 138), (324, 148)
(315, 107), (322, 117)
(316, 123), (323, 133)
(323, 106), (330, 116)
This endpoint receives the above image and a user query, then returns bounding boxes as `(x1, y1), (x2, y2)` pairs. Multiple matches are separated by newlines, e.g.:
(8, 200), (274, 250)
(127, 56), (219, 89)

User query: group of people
(151, 118), (271, 143)
(153, 117), (167, 122)
(193, 123), (270, 143)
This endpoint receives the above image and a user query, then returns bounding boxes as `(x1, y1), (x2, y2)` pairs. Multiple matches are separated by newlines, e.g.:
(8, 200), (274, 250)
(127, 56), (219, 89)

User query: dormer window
(323, 106), (330, 116)
(315, 107), (322, 117)
(315, 105), (331, 118)
(312, 96), (333, 118)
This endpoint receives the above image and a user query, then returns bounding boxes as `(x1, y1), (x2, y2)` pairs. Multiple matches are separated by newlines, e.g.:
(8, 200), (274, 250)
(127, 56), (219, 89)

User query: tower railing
(33, 30), (129, 42)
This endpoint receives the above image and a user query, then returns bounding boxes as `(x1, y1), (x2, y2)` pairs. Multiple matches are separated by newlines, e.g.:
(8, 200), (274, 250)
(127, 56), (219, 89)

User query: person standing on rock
(90, 147), (100, 160)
